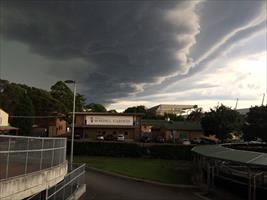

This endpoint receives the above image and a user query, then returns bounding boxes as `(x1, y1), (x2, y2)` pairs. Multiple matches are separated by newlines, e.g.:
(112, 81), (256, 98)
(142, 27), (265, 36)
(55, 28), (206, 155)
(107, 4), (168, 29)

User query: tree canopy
(243, 105), (267, 141)
(0, 81), (34, 135)
(124, 105), (146, 114)
(85, 103), (107, 112)
(50, 81), (86, 112)
(187, 108), (203, 122)
(201, 105), (244, 140)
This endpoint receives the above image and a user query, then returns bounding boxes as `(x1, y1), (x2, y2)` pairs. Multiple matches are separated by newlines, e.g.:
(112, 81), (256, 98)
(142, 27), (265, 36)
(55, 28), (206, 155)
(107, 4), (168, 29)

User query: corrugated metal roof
(192, 144), (267, 166)
(0, 125), (19, 130)
(141, 120), (202, 131)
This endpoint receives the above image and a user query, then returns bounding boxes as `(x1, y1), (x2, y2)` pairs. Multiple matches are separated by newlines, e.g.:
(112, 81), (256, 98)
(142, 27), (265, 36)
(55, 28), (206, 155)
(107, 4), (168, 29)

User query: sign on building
(85, 115), (134, 126)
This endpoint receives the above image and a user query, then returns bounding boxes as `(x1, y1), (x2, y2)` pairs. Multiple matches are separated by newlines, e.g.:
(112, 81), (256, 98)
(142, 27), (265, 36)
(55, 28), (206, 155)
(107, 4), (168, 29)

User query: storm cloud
(0, 0), (266, 106)
(1, 0), (201, 103)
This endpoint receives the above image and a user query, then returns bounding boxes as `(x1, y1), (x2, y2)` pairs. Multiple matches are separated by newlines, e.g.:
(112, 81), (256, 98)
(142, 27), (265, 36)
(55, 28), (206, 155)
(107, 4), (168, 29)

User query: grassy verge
(74, 156), (193, 185)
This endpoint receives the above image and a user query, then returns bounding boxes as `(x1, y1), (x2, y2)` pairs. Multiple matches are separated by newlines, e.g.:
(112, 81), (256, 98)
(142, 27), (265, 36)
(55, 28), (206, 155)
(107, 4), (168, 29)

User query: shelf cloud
(1, 0), (266, 107)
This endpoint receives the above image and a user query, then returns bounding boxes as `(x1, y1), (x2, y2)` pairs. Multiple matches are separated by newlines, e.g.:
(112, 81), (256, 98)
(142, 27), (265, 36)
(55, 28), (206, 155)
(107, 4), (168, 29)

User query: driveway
(81, 169), (200, 200)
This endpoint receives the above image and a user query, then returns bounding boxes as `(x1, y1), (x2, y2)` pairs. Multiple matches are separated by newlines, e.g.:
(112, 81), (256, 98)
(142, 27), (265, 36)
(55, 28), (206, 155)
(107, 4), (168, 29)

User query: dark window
(113, 131), (116, 135)
(102, 131), (106, 135)
(124, 132), (128, 135)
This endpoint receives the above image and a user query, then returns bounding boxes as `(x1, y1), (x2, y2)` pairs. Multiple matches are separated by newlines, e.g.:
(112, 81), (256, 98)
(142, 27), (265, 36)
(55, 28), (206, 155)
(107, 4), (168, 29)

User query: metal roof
(192, 144), (267, 167)
(141, 120), (202, 131)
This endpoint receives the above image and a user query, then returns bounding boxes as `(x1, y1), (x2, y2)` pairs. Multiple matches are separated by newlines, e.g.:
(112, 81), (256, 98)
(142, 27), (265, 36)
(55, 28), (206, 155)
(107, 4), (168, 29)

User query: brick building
(32, 115), (67, 137)
(72, 112), (143, 140)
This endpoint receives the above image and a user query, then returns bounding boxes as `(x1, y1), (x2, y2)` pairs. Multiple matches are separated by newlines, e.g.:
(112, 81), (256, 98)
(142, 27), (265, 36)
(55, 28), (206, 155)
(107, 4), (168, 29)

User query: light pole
(64, 80), (76, 166)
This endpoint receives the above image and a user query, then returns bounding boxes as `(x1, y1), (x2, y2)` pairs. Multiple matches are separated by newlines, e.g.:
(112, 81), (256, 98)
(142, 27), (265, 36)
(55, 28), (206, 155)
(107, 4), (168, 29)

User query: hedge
(149, 144), (194, 160)
(68, 141), (143, 157)
(67, 141), (194, 160)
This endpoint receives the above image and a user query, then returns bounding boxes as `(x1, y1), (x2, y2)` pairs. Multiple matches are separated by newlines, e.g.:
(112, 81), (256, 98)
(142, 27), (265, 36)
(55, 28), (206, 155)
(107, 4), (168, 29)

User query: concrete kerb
(85, 166), (199, 190)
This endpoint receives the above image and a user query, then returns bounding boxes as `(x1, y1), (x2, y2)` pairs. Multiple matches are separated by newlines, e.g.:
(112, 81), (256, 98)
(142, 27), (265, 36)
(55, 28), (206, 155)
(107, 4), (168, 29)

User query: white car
(96, 135), (104, 140)
(117, 134), (125, 141)
(182, 139), (191, 145)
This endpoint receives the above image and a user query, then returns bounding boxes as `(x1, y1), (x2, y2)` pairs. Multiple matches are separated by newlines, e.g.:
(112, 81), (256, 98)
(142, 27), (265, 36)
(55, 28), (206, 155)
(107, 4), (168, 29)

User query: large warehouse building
(73, 112), (143, 140)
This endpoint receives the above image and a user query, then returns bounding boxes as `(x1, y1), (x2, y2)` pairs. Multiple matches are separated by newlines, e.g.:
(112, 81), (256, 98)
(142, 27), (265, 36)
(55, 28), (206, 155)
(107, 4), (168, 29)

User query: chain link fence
(0, 135), (66, 180)
(26, 164), (86, 200)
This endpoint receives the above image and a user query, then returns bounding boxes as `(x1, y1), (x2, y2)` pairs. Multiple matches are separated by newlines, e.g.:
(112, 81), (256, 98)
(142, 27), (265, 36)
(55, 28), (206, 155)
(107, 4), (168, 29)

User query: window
(113, 131), (116, 135)
(102, 131), (106, 135)
(124, 131), (128, 135)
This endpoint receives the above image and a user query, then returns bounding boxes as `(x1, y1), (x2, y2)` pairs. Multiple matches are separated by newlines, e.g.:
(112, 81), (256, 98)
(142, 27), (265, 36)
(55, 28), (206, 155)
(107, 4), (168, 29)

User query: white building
(0, 108), (18, 134)
(147, 104), (197, 116)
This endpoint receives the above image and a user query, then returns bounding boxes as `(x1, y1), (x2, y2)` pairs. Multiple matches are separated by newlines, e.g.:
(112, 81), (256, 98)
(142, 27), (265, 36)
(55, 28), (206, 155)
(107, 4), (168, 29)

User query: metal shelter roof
(192, 144), (267, 167)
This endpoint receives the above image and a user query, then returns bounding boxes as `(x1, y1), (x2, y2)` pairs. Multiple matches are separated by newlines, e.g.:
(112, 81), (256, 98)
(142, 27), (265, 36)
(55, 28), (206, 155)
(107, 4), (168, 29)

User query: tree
(108, 109), (118, 113)
(50, 81), (85, 112)
(85, 103), (107, 112)
(187, 108), (203, 122)
(201, 105), (244, 141)
(243, 106), (267, 141)
(124, 105), (146, 114)
(0, 82), (34, 135)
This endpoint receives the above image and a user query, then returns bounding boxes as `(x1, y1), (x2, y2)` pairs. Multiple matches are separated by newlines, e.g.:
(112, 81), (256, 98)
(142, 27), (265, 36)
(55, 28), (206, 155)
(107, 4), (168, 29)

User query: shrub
(149, 144), (194, 160)
(67, 141), (194, 160)
(67, 141), (143, 157)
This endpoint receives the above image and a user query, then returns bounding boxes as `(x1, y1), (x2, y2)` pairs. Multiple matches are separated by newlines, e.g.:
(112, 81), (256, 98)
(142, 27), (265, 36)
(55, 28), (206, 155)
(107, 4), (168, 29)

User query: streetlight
(64, 80), (76, 166)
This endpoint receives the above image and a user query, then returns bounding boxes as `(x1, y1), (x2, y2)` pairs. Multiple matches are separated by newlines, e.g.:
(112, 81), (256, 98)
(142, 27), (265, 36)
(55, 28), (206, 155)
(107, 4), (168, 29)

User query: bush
(67, 141), (143, 157)
(67, 141), (194, 160)
(149, 144), (194, 160)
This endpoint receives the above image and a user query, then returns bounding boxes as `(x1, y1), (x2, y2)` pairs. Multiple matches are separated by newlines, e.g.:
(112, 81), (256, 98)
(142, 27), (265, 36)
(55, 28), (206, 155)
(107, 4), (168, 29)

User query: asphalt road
(81, 169), (200, 200)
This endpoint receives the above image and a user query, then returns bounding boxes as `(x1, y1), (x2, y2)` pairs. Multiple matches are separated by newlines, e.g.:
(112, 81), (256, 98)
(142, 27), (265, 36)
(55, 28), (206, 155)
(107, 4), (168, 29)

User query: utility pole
(234, 98), (239, 110)
(261, 93), (265, 106)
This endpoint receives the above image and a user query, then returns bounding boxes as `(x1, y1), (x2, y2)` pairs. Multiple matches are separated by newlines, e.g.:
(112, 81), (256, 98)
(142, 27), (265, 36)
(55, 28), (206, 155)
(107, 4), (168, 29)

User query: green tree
(108, 109), (118, 113)
(187, 108), (203, 122)
(0, 82), (34, 135)
(201, 105), (244, 141)
(124, 105), (146, 114)
(18, 84), (66, 115)
(50, 81), (85, 112)
(243, 106), (267, 141)
(85, 103), (107, 112)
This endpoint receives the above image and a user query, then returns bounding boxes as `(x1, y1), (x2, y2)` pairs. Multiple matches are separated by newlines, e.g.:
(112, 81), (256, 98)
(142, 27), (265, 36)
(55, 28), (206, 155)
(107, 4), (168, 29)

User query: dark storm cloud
(1, 1), (201, 103)
(1, 0), (265, 104)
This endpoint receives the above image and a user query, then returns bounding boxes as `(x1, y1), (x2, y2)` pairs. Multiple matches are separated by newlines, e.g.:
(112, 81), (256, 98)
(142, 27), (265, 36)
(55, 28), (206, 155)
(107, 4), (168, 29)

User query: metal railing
(0, 135), (67, 180)
(26, 164), (86, 200)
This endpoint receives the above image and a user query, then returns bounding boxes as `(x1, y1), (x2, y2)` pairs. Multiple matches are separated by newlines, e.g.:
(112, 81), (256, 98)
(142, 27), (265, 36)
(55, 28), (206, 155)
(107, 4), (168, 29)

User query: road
(81, 169), (200, 200)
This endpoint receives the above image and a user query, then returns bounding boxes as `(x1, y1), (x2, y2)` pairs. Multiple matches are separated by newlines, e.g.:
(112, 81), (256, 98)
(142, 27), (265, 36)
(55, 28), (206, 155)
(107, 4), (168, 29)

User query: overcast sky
(0, 0), (266, 111)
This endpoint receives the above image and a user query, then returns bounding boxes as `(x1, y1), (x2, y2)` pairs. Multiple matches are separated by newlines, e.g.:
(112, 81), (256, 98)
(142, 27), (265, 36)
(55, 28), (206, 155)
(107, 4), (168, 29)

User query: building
(141, 119), (203, 141)
(147, 104), (197, 116)
(73, 112), (143, 140)
(0, 108), (18, 134)
(32, 114), (67, 137)
(236, 108), (250, 115)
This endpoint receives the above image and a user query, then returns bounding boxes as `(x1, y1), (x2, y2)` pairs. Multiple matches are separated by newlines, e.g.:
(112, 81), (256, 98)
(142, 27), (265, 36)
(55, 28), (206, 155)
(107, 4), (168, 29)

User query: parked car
(117, 134), (125, 141)
(140, 135), (152, 143)
(105, 134), (114, 141)
(156, 136), (165, 143)
(74, 134), (81, 139)
(96, 135), (104, 140)
(182, 139), (191, 145)
(191, 138), (201, 144)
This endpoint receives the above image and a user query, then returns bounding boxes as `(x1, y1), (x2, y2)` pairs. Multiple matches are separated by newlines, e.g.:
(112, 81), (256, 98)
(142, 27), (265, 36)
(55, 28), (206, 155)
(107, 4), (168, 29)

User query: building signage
(86, 115), (133, 126)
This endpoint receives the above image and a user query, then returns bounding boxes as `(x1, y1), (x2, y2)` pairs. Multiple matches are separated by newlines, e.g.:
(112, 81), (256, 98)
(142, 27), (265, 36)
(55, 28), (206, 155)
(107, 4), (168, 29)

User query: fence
(26, 164), (86, 200)
(0, 135), (66, 180)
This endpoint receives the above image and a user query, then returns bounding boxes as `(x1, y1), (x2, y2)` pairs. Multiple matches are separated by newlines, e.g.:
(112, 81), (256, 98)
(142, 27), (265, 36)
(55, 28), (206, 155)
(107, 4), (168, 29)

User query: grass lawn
(74, 156), (193, 185)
